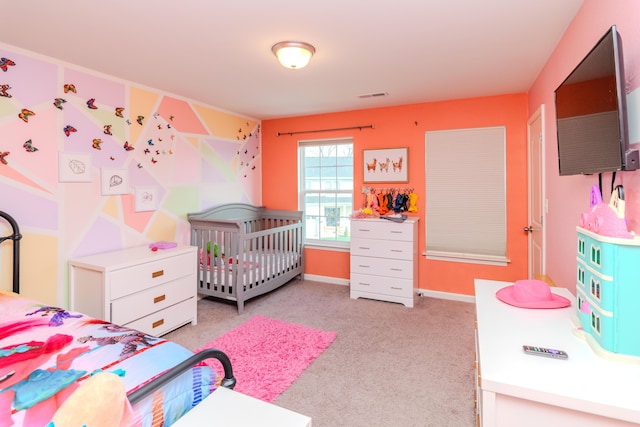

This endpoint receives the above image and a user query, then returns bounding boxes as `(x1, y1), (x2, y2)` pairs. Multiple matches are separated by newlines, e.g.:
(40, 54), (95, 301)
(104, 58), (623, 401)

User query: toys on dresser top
(580, 184), (634, 239)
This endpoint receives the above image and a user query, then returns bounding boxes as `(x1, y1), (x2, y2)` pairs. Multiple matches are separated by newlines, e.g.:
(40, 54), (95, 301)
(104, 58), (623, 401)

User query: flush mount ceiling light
(271, 41), (315, 70)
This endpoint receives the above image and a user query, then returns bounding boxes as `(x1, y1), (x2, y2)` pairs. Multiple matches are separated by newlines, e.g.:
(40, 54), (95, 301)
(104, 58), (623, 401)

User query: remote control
(522, 345), (568, 360)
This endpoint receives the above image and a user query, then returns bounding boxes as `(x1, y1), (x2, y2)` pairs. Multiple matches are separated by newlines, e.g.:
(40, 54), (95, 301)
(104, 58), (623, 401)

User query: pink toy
(148, 241), (177, 250)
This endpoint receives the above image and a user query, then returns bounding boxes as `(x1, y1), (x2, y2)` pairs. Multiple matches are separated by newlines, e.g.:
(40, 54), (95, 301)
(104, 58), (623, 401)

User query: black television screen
(555, 25), (638, 176)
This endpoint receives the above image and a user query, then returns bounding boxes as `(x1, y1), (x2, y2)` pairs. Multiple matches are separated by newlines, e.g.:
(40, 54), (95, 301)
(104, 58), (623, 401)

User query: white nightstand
(172, 387), (312, 426)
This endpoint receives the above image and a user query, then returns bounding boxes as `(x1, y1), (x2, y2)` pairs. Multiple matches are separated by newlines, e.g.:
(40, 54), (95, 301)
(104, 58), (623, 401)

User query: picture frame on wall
(363, 147), (408, 183)
(101, 168), (129, 195)
(134, 186), (158, 212)
(58, 152), (92, 182)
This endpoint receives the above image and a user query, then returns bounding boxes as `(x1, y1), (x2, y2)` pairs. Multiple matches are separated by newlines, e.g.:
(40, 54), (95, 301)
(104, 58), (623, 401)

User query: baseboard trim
(303, 274), (350, 286)
(303, 275), (475, 303)
(417, 289), (475, 304)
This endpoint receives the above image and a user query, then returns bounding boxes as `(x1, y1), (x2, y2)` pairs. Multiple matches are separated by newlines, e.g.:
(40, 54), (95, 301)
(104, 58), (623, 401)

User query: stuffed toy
(47, 372), (133, 427)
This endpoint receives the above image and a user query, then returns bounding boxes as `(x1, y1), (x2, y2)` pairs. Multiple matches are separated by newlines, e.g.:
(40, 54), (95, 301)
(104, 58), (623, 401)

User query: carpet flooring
(194, 315), (336, 402)
(164, 280), (477, 427)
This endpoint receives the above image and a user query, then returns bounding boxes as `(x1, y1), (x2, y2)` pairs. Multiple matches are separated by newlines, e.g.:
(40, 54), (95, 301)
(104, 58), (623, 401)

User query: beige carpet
(164, 280), (477, 427)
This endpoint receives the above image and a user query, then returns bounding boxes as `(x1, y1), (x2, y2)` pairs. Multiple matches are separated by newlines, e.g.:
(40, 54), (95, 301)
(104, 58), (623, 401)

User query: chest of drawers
(349, 218), (418, 307)
(69, 245), (197, 336)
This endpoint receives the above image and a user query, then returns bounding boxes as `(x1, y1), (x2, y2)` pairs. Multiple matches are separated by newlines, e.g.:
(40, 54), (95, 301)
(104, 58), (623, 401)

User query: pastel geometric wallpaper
(0, 45), (261, 306)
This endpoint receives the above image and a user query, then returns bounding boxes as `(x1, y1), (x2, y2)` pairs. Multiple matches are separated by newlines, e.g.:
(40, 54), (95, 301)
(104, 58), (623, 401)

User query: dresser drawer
(111, 275), (194, 325)
(110, 252), (195, 299)
(350, 255), (413, 280)
(124, 297), (196, 337)
(351, 237), (413, 260)
(350, 273), (413, 298)
(351, 220), (414, 241)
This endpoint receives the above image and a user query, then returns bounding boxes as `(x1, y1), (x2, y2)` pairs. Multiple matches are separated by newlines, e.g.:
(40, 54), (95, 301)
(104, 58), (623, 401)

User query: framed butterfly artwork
(134, 186), (158, 212)
(58, 152), (92, 182)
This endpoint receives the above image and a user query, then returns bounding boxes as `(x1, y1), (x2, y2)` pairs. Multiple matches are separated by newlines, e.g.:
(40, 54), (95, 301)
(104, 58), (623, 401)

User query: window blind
(425, 127), (507, 263)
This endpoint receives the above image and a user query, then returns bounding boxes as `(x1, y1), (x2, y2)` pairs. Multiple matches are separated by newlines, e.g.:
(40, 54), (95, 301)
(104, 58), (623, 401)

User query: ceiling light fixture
(271, 41), (315, 70)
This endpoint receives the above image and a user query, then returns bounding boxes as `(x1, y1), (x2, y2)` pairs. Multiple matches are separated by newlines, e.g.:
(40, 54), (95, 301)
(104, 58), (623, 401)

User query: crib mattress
(0, 291), (216, 426)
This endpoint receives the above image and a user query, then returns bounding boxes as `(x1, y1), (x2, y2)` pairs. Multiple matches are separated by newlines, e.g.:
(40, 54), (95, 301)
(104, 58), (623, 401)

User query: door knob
(523, 226), (533, 233)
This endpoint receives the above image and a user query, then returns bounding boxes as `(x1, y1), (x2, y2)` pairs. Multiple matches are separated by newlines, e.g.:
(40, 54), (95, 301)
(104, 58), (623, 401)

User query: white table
(172, 387), (312, 426)
(474, 279), (640, 426)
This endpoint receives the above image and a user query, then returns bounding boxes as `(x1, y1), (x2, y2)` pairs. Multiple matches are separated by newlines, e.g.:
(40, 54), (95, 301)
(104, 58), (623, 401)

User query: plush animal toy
(48, 372), (133, 427)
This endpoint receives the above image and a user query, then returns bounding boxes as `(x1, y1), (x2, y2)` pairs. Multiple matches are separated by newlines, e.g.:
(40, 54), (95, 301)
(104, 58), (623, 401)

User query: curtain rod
(276, 124), (374, 137)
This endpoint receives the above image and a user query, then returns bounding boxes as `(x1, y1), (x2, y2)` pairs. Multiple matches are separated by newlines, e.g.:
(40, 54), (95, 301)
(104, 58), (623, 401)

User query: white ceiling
(0, 0), (583, 120)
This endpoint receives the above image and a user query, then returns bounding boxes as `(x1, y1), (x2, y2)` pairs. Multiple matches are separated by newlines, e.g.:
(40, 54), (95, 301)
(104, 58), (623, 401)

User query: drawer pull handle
(153, 294), (166, 304)
(391, 286), (402, 290)
(152, 270), (164, 278)
(358, 265), (371, 268)
(390, 268), (402, 271)
(359, 282), (371, 286)
(152, 319), (164, 329)
(390, 231), (403, 234)
(390, 249), (403, 252)
(358, 246), (371, 250)
(358, 228), (371, 232)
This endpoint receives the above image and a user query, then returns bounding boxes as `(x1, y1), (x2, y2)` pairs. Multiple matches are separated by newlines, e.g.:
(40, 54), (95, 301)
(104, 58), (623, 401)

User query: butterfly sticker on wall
(136, 115), (144, 125)
(86, 98), (97, 109)
(0, 151), (9, 165)
(0, 57), (15, 72)
(123, 141), (134, 151)
(0, 84), (11, 98)
(63, 125), (77, 137)
(63, 84), (77, 93)
(115, 107), (124, 118)
(19, 109), (35, 123)
(23, 140), (38, 152)
(103, 125), (112, 135)
(53, 98), (66, 110)
(92, 139), (102, 150)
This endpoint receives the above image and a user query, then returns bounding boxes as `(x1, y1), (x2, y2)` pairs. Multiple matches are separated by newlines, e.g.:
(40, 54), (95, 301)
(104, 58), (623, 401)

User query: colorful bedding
(0, 291), (216, 426)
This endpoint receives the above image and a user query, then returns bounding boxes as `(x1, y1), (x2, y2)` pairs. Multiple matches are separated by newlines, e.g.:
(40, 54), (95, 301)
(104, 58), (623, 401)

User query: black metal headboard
(0, 211), (22, 293)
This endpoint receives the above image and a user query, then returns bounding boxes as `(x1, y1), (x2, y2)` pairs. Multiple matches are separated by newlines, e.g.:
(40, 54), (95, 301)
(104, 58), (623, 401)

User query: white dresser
(350, 218), (418, 307)
(69, 245), (197, 336)
(474, 279), (640, 426)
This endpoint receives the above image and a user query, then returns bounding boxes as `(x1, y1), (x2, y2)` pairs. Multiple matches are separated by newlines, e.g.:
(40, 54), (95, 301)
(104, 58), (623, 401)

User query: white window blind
(425, 127), (508, 264)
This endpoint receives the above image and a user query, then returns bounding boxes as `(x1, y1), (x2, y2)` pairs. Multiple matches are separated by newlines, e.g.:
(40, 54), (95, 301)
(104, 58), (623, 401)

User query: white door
(526, 106), (545, 280)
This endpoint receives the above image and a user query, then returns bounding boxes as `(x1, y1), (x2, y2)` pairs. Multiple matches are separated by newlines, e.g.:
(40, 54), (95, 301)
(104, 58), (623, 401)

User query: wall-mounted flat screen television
(555, 25), (638, 176)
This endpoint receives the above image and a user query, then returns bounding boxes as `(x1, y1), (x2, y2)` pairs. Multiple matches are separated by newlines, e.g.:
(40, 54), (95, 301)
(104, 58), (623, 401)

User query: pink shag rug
(195, 315), (337, 402)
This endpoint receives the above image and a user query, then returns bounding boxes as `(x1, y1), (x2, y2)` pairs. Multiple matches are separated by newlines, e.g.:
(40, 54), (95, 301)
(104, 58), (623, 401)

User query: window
(299, 138), (353, 248)
(425, 127), (508, 265)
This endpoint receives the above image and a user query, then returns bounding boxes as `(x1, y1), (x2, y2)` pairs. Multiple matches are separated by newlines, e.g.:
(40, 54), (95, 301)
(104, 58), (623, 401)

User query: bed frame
(188, 203), (304, 314)
(0, 210), (236, 410)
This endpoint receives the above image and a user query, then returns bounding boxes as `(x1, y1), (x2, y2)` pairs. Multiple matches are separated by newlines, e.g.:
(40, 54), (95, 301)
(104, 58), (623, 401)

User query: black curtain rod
(276, 124), (374, 137)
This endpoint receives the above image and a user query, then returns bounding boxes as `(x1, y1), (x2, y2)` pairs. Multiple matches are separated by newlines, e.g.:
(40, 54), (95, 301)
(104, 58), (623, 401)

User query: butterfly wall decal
(53, 98), (66, 109)
(63, 125), (77, 136)
(0, 57), (16, 72)
(0, 151), (9, 164)
(86, 98), (97, 109)
(63, 84), (77, 93)
(19, 109), (35, 123)
(92, 139), (102, 150)
(137, 115), (144, 125)
(123, 141), (134, 151)
(103, 125), (112, 135)
(151, 158), (157, 164)
(144, 148), (150, 154)
(115, 107), (124, 118)
(23, 140), (38, 152)
(0, 84), (11, 98)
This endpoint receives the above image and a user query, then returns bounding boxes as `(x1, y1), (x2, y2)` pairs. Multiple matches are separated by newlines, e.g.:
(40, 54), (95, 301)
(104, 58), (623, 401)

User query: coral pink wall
(528, 0), (640, 293)
(263, 94), (528, 296)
